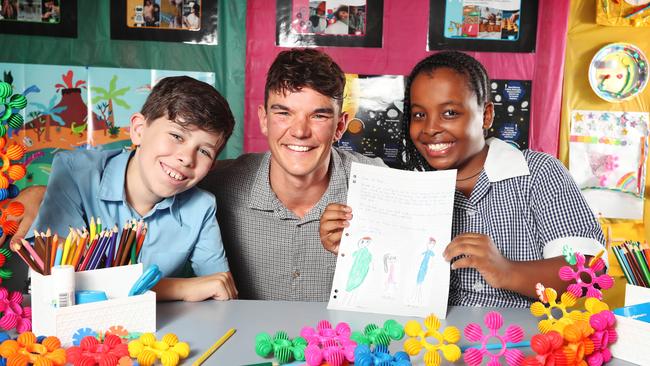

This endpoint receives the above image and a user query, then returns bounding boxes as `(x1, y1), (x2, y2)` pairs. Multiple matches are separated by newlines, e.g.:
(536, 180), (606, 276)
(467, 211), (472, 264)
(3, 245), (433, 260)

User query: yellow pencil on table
(192, 328), (236, 366)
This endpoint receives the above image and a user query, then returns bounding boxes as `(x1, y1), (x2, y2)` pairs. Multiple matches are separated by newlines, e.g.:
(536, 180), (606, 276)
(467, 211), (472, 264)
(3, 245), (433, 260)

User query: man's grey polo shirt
(200, 147), (385, 301)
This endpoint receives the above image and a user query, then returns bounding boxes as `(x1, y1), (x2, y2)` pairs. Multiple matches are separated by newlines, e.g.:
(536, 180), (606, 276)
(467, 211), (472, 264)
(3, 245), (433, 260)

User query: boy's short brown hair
(264, 48), (345, 109)
(141, 76), (235, 152)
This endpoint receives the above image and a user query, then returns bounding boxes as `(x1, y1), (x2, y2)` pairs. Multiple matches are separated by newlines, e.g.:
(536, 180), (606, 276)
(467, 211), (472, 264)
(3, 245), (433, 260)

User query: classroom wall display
(335, 74), (404, 168)
(110, 0), (218, 44)
(0, 62), (215, 188)
(569, 110), (649, 220)
(275, 0), (384, 47)
(0, 0), (77, 37)
(596, 0), (650, 27)
(428, 0), (538, 52)
(487, 79), (531, 150)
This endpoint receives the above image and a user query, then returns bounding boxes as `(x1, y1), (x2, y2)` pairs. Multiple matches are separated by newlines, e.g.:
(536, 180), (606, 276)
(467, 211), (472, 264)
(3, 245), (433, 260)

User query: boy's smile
(127, 114), (222, 215)
(408, 68), (493, 174)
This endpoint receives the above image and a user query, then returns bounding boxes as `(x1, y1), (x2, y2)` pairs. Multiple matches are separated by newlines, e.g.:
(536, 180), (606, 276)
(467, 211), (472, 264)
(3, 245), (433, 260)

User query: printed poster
(336, 74), (404, 168)
(328, 163), (455, 318)
(487, 79), (531, 150)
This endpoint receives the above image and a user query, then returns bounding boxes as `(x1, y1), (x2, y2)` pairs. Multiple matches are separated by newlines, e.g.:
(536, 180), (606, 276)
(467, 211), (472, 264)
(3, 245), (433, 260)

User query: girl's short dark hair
(400, 51), (491, 171)
(141, 76), (235, 147)
(264, 48), (345, 109)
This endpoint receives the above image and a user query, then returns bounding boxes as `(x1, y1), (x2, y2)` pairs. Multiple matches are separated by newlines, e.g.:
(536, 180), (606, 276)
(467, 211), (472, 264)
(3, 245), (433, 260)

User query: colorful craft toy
(559, 252), (614, 300)
(530, 287), (585, 334)
(0, 287), (31, 332)
(586, 309), (617, 366)
(127, 333), (189, 366)
(0, 136), (25, 202)
(0, 249), (13, 285)
(255, 331), (307, 364)
(73, 328), (100, 346)
(463, 311), (525, 366)
(562, 320), (596, 365)
(350, 320), (404, 347)
(66, 334), (130, 366)
(0, 331), (66, 366)
(354, 344), (411, 366)
(402, 314), (461, 366)
(301, 320), (356, 366)
(522, 331), (572, 366)
(0, 200), (23, 240)
(0, 81), (27, 137)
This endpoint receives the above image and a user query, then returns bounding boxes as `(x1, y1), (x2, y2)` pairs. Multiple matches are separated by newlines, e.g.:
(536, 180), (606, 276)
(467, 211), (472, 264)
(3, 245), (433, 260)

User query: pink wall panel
(244, 0), (569, 156)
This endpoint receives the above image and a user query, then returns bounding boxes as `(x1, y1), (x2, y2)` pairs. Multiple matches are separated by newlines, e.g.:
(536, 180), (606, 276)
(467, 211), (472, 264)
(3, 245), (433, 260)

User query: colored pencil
(19, 238), (45, 272)
(192, 328), (236, 366)
(44, 230), (52, 275)
(612, 245), (634, 286)
(120, 224), (137, 266)
(9, 240), (42, 274)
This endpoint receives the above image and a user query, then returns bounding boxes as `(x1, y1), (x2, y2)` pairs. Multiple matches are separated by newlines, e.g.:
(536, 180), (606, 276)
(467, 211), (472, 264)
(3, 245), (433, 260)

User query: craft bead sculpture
(0, 331), (66, 366)
(0, 136), (26, 203)
(350, 320), (404, 347)
(463, 311), (526, 366)
(301, 320), (356, 366)
(530, 287), (585, 334)
(66, 334), (130, 366)
(559, 252), (614, 300)
(255, 331), (307, 364)
(0, 248), (13, 285)
(522, 331), (573, 366)
(402, 314), (461, 366)
(0, 287), (31, 332)
(0, 82), (28, 138)
(127, 333), (189, 366)
(354, 344), (411, 366)
(586, 310), (617, 366)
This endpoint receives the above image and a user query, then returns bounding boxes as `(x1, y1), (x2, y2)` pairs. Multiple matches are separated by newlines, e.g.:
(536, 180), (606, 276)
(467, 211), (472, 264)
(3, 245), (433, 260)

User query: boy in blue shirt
(24, 76), (238, 301)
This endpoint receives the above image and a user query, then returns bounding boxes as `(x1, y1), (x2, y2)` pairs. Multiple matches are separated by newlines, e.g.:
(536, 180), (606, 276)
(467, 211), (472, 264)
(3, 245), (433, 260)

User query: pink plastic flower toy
(301, 320), (356, 366)
(586, 310), (617, 366)
(559, 252), (613, 300)
(463, 311), (526, 366)
(0, 286), (31, 332)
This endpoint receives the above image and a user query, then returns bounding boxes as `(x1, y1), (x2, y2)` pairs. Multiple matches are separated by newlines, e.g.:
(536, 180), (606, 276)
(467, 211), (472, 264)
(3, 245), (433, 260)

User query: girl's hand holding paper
(443, 233), (512, 289)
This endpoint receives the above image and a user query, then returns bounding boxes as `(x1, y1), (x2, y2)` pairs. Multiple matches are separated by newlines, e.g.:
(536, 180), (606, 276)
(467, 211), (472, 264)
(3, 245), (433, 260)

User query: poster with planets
(336, 74), (405, 168)
(486, 79), (531, 150)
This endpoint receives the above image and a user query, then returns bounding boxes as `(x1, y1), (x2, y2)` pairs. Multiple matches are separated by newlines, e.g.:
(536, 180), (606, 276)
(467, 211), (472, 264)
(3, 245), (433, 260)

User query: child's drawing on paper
(383, 253), (398, 299)
(409, 237), (437, 306)
(344, 236), (373, 305)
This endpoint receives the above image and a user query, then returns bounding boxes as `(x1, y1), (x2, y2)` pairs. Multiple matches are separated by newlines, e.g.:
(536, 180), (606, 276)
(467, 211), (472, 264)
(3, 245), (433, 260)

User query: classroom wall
(0, 0), (247, 159)
(244, 0), (571, 157)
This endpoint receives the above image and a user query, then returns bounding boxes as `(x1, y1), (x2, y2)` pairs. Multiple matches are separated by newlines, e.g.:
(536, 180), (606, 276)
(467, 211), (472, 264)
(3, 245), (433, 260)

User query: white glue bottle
(51, 265), (75, 307)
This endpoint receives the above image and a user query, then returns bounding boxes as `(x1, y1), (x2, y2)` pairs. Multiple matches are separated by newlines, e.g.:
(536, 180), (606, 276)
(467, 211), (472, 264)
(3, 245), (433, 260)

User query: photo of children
(443, 0), (521, 41)
(1, 0), (61, 23)
(290, 0), (367, 36)
(126, 0), (201, 30)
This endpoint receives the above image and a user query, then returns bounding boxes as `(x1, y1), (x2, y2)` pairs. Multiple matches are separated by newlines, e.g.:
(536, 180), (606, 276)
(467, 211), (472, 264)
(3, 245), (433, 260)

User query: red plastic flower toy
(66, 334), (129, 366)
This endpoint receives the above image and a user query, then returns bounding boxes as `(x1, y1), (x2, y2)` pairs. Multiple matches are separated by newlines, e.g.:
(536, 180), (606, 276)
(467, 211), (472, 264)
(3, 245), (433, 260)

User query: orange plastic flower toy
(0, 136), (26, 201)
(0, 199), (24, 238)
(402, 314), (461, 366)
(530, 287), (585, 334)
(66, 334), (129, 366)
(562, 320), (595, 366)
(0, 331), (66, 366)
(127, 333), (190, 366)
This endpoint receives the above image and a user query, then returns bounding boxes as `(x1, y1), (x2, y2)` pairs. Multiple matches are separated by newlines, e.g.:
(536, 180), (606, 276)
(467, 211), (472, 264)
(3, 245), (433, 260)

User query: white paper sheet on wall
(327, 163), (456, 318)
(569, 110), (649, 220)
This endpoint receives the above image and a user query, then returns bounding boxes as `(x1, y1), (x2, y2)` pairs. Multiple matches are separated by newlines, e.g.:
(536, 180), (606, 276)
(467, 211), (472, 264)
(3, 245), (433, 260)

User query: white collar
(483, 138), (530, 182)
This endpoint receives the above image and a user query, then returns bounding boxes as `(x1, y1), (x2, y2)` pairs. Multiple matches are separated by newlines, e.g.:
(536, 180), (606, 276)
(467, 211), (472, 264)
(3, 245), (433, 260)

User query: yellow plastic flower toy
(402, 314), (461, 366)
(0, 331), (66, 366)
(583, 297), (610, 318)
(530, 287), (586, 334)
(127, 333), (190, 366)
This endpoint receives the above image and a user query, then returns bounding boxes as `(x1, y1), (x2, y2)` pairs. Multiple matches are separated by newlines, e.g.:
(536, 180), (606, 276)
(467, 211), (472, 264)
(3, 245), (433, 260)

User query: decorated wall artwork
(0, 62), (215, 189)
(588, 42), (648, 103)
(569, 110), (649, 220)
(0, 0), (77, 38)
(336, 74), (404, 168)
(110, 0), (219, 44)
(596, 0), (650, 27)
(486, 79), (531, 150)
(428, 0), (538, 52)
(276, 0), (384, 47)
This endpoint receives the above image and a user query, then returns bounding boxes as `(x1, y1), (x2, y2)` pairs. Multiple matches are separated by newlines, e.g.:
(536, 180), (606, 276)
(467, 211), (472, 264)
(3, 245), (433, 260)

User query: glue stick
(51, 265), (75, 307)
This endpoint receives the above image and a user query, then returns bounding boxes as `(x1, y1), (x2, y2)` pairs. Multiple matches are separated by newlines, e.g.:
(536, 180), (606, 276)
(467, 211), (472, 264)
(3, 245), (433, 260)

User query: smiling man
(200, 49), (384, 301)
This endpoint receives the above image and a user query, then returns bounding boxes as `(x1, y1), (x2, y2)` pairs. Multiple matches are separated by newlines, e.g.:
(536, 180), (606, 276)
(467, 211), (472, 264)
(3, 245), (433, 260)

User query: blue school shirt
(27, 149), (229, 277)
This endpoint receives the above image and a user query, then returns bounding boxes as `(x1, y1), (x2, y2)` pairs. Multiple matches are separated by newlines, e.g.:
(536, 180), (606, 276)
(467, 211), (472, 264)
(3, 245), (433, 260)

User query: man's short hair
(264, 48), (345, 109)
(141, 76), (235, 146)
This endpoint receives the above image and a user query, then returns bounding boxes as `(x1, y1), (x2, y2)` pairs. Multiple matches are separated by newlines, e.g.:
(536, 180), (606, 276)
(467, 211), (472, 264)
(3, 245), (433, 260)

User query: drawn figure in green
(346, 236), (373, 292)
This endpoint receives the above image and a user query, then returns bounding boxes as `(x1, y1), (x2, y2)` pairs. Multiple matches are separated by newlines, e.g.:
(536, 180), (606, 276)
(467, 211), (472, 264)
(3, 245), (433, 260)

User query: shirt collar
(248, 150), (348, 222)
(483, 138), (530, 182)
(98, 149), (179, 222)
